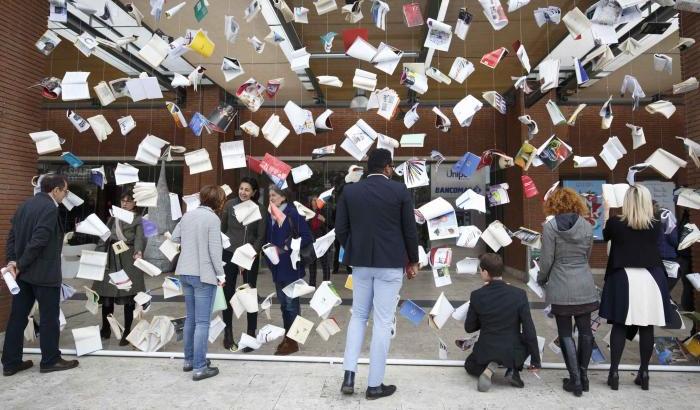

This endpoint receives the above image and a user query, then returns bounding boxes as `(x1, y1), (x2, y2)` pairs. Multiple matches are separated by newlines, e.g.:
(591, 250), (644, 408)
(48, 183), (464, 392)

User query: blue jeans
(180, 275), (216, 372)
(343, 267), (403, 387)
(274, 280), (301, 332)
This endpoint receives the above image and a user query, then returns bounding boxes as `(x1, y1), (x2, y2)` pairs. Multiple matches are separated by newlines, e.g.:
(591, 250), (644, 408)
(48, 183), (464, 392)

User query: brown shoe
(3, 360), (33, 376)
(274, 337), (299, 356)
(40, 358), (79, 373)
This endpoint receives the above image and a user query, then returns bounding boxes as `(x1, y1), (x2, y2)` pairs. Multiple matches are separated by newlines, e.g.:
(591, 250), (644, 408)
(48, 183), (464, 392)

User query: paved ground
(1, 355), (699, 409)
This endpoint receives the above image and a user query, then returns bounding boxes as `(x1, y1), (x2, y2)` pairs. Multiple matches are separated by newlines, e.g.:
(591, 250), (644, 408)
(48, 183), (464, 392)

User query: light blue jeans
(343, 267), (403, 387)
(180, 275), (216, 372)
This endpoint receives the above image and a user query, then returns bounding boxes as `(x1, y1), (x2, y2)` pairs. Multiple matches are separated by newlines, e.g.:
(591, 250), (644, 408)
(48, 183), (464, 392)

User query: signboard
(429, 163), (489, 200)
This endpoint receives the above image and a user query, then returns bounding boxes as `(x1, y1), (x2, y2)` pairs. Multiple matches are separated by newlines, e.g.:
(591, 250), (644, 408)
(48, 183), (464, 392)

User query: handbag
(288, 215), (316, 267)
(212, 285), (227, 313)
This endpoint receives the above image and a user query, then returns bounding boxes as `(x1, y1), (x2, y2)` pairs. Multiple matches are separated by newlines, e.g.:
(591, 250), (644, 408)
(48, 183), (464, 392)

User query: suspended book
(514, 141), (537, 170)
(453, 95), (482, 127)
(536, 135), (572, 170)
(244, 0), (261, 22)
(478, 149), (514, 170)
(599, 96), (614, 129)
(117, 115), (136, 136)
(482, 91), (506, 115)
(449, 57), (475, 83)
(367, 88), (400, 120)
(479, 0), (508, 30)
(454, 8), (473, 40)
(645, 148), (687, 179)
(377, 134), (399, 158)
(30, 130), (62, 155)
(62, 152), (83, 168)
(284, 101), (315, 135)
(539, 59), (560, 92)
(673, 77), (699, 94)
(620, 75), (645, 110)
(512, 40), (531, 73)
(402, 2), (424, 27)
(371, 42), (403, 75)
(487, 183), (510, 206)
(262, 114), (290, 148)
(403, 102), (420, 129)
(293, 7), (310, 24)
(507, 0), (530, 12)
(221, 57), (244, 82)
(562, 7), (591, 40)
(402, 159), (430, 189)
(626, 123), (646, 149)
(188, 112), (212, 137)
(224, 15), (239, 44)
(236, 78), (265, 112)
(317, 75), (343, 87)
(135, 134), (169, 166)
(115, 163), (139, 185)
(342, 0), (364, 23)
(545, 100), (566, 126)
(513, 76), (534, 94)
(645, 100), (676, 119)
(424, 18), (453, 52)
(452, 152), (481, 178)
(320, 31), (337, 53)
(241, 121), (259, 137)
(35, 30), (61, 55)
(400, 64), (428, 94)
(166, 101), (187, 128)
(184, 148), (213, 175)
(207, 103), (237, 133)
(433, 107), (451, 132)
(534, 6), (561, 27)
(567, 103), (587, 126)
(599, 136), (627, 171)
(314, 0), (337, 15)
(353, 69), (377, 91)
(315, 109), (333, 132)
(312, 144), (335, 160)
(676, 136), (700, 168)
(426, 67), (451, 84)
(573, 57), (589, 85)
(480, 47), (508, 69)
(518, 115), (538, 139)
(371, 1), (390, 30)
(185, 29), (215, 58)
(266, 78), (284, 98)
(247, 36), (265, 54)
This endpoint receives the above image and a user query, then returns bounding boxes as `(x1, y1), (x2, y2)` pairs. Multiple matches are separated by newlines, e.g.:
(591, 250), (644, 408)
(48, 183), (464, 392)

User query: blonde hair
(620, 185), (655, 229)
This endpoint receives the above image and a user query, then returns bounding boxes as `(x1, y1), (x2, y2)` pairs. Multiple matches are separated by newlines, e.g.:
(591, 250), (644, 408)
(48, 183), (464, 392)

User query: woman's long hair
(621, 185), (655, 230)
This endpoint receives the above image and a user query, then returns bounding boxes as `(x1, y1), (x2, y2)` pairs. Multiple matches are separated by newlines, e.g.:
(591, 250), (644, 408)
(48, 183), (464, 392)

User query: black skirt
(551, 301), (599, 316)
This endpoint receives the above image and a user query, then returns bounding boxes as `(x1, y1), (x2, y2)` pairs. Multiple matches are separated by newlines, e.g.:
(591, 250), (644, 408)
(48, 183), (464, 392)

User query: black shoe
(241, 347), (255, 353)
(365, 384), (396, 400)
(634, 370), (650, 390)
(607, 371), (619, 391)
(100, 326), (111, 340)
(40, 358), (79, 373)
(192, 366), (219, 381)
(3, 360), (33, 376)
(118, 334), (130, 347)
(223, 326), (234, 351)
(560, 337), (583, 397)
(505, 369), (525, 388)
(341, 370), (355, 394)
(183, 359), (211, 372)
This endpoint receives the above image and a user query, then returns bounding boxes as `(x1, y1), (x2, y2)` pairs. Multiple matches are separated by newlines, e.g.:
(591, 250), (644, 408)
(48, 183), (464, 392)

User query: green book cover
(194, 0), (208, 22)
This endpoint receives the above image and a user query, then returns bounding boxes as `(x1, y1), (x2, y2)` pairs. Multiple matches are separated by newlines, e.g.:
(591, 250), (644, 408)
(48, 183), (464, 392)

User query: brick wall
(681, 11), (700, 271)
(0, 1), (49, 330)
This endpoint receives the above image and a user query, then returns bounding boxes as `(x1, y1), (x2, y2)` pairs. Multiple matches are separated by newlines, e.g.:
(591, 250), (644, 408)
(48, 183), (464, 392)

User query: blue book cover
(452, 152), (480, 177)
(399, 300), (426, 326)
(62, 152), (83, 168)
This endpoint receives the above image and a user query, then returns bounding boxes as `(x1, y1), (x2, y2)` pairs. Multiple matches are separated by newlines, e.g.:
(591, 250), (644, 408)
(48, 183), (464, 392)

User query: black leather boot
(341, 370), (355, 394)
(366, 384), (396, 400)
(577, 335), (593, 392)
(223, 326), (235, 351)
(634, 369), (650, 390)
(561, 337), (583, 397)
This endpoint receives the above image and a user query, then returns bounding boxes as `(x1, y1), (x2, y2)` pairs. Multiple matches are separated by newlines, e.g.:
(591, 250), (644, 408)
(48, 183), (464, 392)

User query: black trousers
(464, 353), (520, 377)
(308, 251), (330, 287)
(1, 280), (61, 368)
(222, 250), (259, 335)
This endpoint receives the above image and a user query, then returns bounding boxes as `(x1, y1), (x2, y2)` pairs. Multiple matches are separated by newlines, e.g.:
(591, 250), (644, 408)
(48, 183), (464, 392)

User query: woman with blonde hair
(599, 185), (672, 391)
(538, 188), (598, 397)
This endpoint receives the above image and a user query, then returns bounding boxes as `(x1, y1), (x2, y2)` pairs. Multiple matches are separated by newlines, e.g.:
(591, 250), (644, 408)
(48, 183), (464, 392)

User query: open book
(416, 197), (459, 241)
(429, 292), (455, 330)
(602, 183), (630, 208)
(645, 148), (687, 179)
(76, 250), (108, 281)
(481, 220), (512, 252)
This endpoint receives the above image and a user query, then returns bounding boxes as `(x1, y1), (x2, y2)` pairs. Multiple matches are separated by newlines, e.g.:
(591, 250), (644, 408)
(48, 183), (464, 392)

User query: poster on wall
(562, 180), (605, 240)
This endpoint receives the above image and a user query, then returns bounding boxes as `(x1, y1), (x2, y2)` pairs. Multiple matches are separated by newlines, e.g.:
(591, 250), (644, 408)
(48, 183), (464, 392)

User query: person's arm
(464, 297), (480, 333)
(171, 221), (182, 244)
(536, 223), (555, 285)
(221, 200), (230, 233)
(16, 204), (58, 273)
(401, 188), (419, 264)
(252, 205), (267, 252)
(133, 218), (146, 256)
(602, 215), (614, 242)
(6, 214), (17, 263)
(334, 191), (350, 247)
(298, 212), (313, 248)
(207, 217), (224, 277)
(667, 226), (679, 250)
(519, 295), (541, 367)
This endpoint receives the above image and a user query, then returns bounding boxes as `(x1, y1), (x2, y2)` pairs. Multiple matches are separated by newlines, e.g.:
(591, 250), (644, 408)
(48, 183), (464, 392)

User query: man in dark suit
(2, 174), (79, 376)
(464, 253), (540, 392)
(335, 148), (419, 400)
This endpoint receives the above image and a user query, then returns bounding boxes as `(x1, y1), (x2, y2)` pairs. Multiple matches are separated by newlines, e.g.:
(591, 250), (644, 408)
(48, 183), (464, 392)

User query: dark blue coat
(264, 203), (313, 284)
(335, 175), (419, 268)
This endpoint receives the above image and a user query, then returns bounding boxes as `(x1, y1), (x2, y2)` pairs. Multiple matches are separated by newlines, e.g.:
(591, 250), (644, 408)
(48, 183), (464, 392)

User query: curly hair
(543, 187), (588, 216)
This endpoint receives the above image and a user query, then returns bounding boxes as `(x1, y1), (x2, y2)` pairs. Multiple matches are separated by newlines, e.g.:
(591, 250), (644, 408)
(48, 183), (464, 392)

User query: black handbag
(288, 215), (316, 266)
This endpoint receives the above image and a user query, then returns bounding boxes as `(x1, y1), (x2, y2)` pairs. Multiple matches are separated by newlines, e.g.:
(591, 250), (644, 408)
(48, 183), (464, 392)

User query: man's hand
(133, 251), (143, 260)
(6, 262), (18, 279)
(527, 364), (541, 379)
(405, 263), (419, 280)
